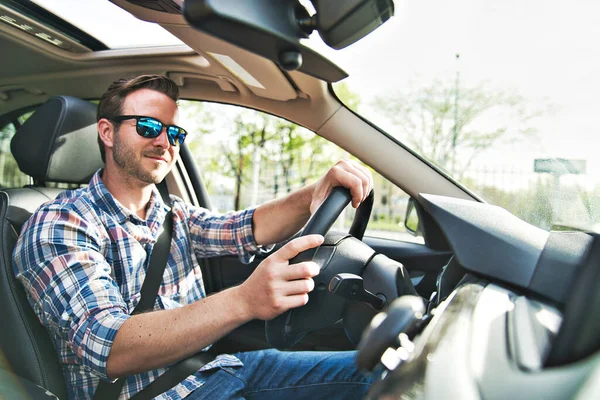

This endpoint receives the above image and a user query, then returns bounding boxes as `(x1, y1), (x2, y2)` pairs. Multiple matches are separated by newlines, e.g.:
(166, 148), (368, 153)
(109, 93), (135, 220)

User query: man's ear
(97, 118), (115, 150)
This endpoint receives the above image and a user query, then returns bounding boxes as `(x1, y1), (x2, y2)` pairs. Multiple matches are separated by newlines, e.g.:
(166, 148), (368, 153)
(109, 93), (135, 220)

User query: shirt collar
(88, 169), (170, 225)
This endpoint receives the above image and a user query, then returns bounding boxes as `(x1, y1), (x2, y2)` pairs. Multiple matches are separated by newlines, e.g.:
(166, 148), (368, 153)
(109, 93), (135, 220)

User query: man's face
(111, 89), (181, 185)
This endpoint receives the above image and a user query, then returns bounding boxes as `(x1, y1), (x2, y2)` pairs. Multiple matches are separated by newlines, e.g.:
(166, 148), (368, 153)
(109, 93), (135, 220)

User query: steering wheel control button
(328, 273), (385, 310)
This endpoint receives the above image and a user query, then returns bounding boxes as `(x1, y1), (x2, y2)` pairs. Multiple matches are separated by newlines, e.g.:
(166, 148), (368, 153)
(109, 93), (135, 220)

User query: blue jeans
(186, 349), (372, 399)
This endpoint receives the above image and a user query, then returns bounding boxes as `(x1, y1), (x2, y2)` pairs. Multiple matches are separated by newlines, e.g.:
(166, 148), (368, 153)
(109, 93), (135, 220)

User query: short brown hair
(96, 75), (180, 162)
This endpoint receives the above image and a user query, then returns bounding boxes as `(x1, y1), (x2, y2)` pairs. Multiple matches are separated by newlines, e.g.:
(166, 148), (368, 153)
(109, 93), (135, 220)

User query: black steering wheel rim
(265, 187), (374, 349)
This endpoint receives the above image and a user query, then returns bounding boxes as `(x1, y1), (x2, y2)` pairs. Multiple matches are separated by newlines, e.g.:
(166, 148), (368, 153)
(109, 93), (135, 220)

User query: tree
(180, 98), (359, 211)
(267, 119), (323, 195)
(211, 111), (307, 209)
(472, 178), (554, 229)
(218, 114), (265, 210)
(373, 80), (542, 178)
(0, 122), (30, 187)
(178, 102), (219, 190)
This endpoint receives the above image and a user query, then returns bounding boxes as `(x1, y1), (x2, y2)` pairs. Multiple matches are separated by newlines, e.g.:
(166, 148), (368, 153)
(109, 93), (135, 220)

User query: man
(13, 75), (374, 399)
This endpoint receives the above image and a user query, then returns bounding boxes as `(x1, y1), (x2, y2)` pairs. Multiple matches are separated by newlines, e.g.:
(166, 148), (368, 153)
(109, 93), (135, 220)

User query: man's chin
(136, 167), (169, 185)
(147, 172), (167, 185)
(141, 162), (172, 184)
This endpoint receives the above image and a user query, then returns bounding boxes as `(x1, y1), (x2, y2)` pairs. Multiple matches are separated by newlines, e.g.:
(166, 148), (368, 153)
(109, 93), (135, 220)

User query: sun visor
(168, 26), (298, 101)
(206, 50), (297, 101)
(111, 0), (298, 101)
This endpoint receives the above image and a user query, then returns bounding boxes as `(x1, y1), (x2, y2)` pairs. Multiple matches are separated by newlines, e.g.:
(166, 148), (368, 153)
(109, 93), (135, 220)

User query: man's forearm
(105, 285), (250, 379)
(252, 184), (314, 245)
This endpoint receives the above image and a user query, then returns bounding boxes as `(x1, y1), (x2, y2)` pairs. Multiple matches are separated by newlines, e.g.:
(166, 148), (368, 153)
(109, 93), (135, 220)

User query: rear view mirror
(183, 0), (394, 82)
(313, 0), (395, 50)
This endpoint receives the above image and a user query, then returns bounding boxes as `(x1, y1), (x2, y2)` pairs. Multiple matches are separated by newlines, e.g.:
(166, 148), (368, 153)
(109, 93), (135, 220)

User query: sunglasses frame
(108, 115), (187, 146)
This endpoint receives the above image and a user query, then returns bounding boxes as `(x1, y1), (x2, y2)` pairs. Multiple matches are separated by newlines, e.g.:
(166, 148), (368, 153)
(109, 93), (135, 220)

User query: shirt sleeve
(13, 204), (130, 382)
(177, 200), (272, 264)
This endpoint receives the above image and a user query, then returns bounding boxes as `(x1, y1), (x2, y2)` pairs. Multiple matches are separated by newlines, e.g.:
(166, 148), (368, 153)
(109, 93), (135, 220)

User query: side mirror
(183, 0), (394, 82)
(404, 197), (421, 236)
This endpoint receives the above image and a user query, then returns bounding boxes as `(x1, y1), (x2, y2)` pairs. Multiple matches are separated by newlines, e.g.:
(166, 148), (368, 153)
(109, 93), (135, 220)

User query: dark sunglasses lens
(167, 126), (187, 146)
(137, 118), (162, 138)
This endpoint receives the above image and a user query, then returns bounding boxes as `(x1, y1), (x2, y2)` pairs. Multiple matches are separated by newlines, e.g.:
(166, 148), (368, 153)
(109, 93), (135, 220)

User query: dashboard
(357, 194), (600, 399)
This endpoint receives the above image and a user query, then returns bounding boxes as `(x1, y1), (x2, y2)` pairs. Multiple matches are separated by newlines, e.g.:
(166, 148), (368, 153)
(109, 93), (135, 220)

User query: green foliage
(0, 121), (31, 188)
(470, 176), (554, 229)
(405, 203), (419, 233)
(178, 99), (416, 240)
(180, 101), (337, 210)
(368, 219), (405, 232)
(333, 81), (362, 112)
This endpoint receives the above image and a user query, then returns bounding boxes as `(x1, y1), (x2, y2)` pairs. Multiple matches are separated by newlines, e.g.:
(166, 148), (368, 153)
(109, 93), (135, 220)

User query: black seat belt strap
(94, 180), (214, 400)
(133, 218), (172, 313)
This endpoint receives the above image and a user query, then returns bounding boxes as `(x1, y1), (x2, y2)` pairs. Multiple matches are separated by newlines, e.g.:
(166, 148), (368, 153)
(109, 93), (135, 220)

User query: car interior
(1, 1), (600, 399)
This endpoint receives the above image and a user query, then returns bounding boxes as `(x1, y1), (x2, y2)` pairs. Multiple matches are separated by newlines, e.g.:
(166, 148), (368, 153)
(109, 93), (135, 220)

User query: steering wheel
(265, 186), (375, 348)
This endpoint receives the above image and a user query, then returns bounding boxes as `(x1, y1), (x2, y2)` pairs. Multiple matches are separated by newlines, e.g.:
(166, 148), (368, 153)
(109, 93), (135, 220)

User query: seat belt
(94, 180), (215, 400)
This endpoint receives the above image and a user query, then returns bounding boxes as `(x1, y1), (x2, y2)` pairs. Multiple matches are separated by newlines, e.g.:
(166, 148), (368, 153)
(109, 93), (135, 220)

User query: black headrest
(11, 96), (104, 184)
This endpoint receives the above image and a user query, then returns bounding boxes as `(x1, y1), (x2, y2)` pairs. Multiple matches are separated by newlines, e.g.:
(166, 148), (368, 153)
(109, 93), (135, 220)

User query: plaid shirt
(13, 170), (264, 399)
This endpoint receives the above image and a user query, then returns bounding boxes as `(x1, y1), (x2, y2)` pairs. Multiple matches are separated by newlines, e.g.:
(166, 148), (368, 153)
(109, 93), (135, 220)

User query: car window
(179, 100), (423, 244)
(0, 110), (85, 189)
(0, 113), (33, 188)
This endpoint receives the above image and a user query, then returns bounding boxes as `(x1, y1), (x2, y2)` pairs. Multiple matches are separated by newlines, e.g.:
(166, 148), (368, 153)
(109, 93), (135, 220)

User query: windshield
(330, 0), (600, 232)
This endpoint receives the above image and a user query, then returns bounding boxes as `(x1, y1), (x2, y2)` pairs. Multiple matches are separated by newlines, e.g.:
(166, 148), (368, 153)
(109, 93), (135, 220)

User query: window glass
(179, 101), (423, 243)
(28, 0), (184, 49)
(0, 121), (31, 188)
(328, 0), (600, 233)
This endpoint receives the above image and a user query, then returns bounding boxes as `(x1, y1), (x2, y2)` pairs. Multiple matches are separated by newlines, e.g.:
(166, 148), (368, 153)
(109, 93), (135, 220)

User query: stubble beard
(112, 130), (168, 185)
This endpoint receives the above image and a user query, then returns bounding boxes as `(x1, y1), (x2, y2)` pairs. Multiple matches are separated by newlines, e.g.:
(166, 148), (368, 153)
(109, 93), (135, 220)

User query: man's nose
(151, 127), (170, 148)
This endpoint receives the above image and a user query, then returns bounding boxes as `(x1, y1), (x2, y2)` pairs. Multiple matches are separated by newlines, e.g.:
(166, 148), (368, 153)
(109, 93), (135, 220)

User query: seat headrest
(11, 96), (104, 184)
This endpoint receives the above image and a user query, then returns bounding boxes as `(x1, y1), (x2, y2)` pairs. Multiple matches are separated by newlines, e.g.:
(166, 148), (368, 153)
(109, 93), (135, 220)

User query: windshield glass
(329, 0), (600, 232)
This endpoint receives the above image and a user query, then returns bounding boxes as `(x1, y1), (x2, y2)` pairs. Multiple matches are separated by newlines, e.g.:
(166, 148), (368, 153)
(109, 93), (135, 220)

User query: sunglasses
(108, 115), (187, 146)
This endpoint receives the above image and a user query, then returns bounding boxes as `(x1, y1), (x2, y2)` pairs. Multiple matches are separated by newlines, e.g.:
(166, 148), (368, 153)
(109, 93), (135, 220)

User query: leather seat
(0, 96), (103, 399)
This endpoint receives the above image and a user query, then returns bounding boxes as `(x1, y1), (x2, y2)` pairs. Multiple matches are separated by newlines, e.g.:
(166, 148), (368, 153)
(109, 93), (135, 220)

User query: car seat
(0, 95), (103, 399)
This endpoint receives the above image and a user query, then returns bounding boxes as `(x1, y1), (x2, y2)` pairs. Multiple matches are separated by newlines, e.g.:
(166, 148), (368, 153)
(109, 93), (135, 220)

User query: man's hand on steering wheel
(236, 235), (324, 321)
(309, 160), (374, 213)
